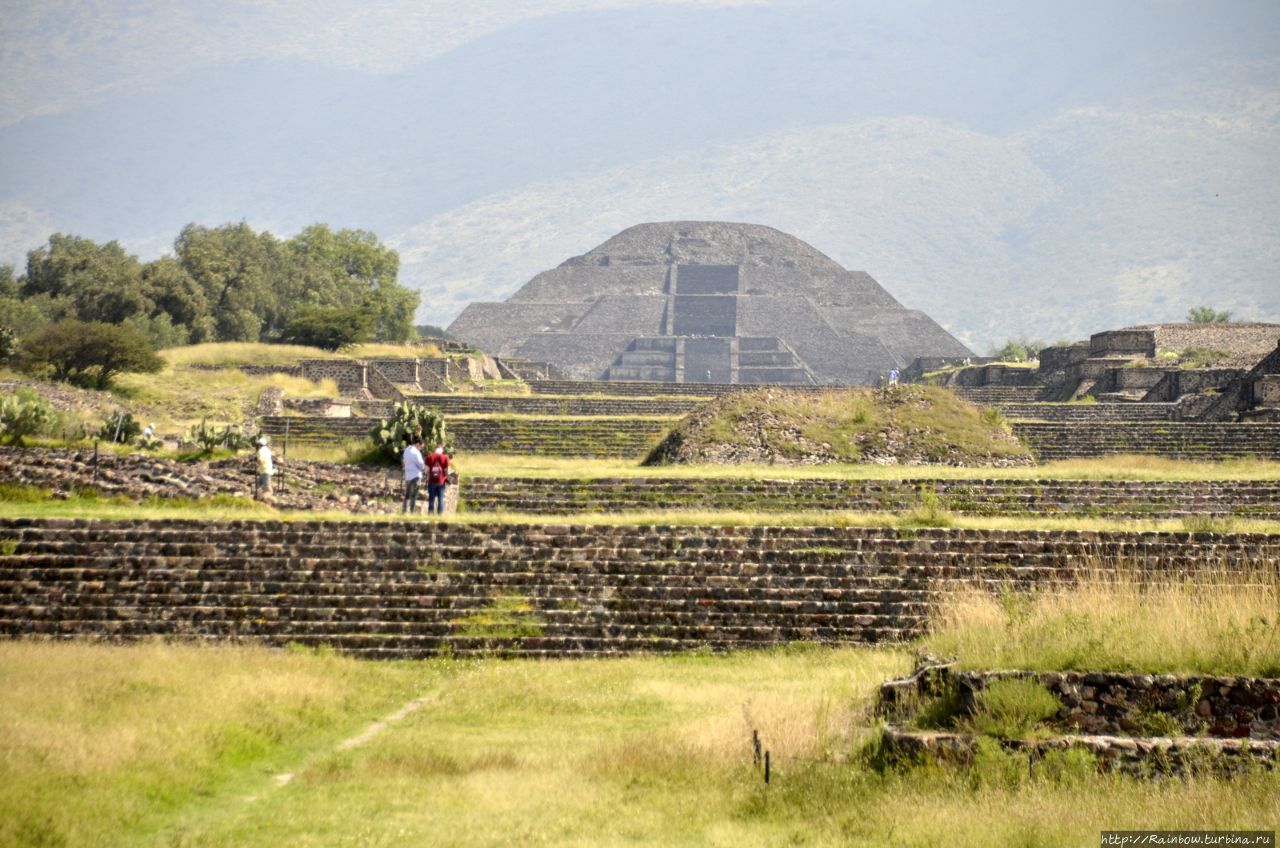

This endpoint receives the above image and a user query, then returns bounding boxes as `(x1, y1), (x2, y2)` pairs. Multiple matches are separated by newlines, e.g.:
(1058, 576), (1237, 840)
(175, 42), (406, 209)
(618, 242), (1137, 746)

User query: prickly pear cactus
(371, 401), (449, 459)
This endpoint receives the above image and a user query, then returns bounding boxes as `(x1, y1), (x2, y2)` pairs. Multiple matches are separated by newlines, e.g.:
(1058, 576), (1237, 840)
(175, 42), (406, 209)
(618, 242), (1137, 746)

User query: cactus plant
(371, 401), (450, 460)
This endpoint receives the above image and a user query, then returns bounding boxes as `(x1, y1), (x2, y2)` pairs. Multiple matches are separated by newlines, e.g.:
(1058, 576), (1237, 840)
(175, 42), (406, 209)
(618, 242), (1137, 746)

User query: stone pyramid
(447, 221), (972, 384)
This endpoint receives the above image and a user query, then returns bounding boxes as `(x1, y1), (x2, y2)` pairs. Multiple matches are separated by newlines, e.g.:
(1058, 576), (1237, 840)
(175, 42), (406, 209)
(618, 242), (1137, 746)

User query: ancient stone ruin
(447, 221), (972, 384)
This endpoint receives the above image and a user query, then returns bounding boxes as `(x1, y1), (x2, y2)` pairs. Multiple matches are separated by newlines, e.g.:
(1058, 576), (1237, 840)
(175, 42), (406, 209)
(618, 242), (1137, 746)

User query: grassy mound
(645, 386), (1033, 467)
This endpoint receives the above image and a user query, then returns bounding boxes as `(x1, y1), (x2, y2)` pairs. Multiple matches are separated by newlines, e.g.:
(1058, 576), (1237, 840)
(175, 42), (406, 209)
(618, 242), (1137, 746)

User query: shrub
(96, 411), (142, 444)
(0, 390), (57, 446)
(989, 338), (1044, 363)
(902, 483), (953, 528)
(372, 401), (449, 461)
(1187, 306), (1231, 324)
(965, 678), (1061, 739)
(1178, 347), (1230, 369)
(0, 325), (16, 364)
(281, 306), (373, 351)
(20, 319), (164, 388)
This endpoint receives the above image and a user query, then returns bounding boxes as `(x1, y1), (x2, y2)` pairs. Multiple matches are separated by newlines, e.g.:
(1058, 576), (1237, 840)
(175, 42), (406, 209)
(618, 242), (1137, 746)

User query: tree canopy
(20, 320), (165, 388)
(2, 222), (420, 349)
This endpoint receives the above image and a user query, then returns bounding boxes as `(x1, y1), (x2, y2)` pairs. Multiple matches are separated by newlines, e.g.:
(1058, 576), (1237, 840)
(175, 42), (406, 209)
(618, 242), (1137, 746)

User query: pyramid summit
(447, 221), (972, 384)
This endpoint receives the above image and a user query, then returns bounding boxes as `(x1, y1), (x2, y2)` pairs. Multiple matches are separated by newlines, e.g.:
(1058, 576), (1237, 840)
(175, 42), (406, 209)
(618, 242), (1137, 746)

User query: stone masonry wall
(1, 519), (1275, 659)
(300, 360), (367, 395)
(463, 477), (1280, 518)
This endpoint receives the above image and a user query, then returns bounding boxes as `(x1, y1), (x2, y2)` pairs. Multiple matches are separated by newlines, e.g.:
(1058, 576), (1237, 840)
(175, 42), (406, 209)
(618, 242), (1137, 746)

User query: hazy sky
(2, 0), (1277, 346)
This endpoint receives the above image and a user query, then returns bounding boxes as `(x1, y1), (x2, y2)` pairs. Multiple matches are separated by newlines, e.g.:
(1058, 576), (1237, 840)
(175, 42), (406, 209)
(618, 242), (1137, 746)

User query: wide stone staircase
(950, 386), (1047, 405)
(3, 519), (1273, 659)
(1012, 422), (1280, 462)
(997, 403), (1176, 423)
(463, 477), (1280, 518)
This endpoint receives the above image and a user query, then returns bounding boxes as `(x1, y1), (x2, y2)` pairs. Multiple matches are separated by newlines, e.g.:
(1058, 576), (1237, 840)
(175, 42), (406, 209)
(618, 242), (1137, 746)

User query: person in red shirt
(425, 445), (451, 515)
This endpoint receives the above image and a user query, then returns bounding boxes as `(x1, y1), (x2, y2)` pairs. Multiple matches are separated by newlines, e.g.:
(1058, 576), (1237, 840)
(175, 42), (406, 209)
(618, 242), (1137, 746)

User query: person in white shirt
(255, 436), (274, 501)
(402, 437), (426, 514)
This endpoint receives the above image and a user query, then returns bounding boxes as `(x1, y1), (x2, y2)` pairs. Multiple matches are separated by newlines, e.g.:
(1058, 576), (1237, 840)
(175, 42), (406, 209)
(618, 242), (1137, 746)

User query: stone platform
(2, 519), (1274, 659)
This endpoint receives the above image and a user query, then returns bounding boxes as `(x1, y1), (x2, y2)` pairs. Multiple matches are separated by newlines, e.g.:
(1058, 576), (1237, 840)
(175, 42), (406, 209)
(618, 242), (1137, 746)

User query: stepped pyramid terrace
(447, 221), (972, 384)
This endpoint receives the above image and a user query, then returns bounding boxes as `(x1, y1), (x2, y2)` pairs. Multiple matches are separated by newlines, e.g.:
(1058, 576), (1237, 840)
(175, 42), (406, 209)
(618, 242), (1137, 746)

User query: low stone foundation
(879, 727), (1278, 777)
(876, 661), (1280, 776)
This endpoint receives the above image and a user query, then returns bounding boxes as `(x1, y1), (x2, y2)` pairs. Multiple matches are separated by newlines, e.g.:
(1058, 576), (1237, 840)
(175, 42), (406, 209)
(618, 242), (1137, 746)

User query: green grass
(2, 642), (1277, 847)
(0, 641), (434, 848)
(161, 341), (440, 368)
(457, 452), (1280, 481)
(3, 488), (1280, 534)
(924, 567), (1280, 676)
(650, 386), (1031, 466)
(964, 678), (1062, 739)
(113, 366), (337, 433)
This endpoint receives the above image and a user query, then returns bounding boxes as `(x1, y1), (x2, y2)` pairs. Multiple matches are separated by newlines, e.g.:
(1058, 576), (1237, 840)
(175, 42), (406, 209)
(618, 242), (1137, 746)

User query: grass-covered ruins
(3, 238), (1280, 844)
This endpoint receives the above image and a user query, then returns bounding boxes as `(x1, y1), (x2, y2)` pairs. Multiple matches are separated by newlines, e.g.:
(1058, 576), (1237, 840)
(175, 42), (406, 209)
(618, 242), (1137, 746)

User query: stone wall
(1150, 324), (1280, 360)
(876, 662), (1280, 776)
(1011, 421), (1280, 461)
(1090, 329), (1155, 357)
(300, 359), (367, 395)
(365, 365), (405, 402)
(1, 520), (1275, 659)
(463, 477), (1280, 518)
(367, 358), (418, 383)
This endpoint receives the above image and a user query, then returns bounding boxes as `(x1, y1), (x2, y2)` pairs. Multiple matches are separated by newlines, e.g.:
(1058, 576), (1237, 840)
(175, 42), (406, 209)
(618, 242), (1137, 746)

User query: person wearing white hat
(255, 435), (273, 501)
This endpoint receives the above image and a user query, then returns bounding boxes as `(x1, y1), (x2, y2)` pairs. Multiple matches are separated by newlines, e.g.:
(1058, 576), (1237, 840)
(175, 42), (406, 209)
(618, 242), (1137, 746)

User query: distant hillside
(2, 1), (1277, 349)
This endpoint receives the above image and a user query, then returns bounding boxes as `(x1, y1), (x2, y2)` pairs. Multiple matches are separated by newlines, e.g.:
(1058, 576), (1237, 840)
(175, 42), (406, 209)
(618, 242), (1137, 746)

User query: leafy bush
(965, 678), (1061, 739)
(20, 319), (164, 388)
(371, 401), (449, 461)
(0, 325), (16, 364)
(989, 338), (1045, 363)
(1187, 306), (1231, 324)
(96, 411), (142, 444)
(0, 390), (57, 446)
(281, 306), (373, 351)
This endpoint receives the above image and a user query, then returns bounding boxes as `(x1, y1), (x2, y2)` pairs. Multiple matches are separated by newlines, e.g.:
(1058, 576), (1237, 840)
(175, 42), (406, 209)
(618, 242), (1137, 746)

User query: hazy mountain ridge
(1, 1), (1277, 349)
(398, 91), (1280, 348)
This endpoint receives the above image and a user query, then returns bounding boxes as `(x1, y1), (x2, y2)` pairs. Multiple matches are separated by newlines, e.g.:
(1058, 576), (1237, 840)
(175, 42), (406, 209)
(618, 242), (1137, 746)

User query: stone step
(460, 477), (1280, 516)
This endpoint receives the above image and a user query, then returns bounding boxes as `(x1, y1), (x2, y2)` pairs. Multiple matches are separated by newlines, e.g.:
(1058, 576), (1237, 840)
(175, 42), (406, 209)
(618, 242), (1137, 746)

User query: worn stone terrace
(463, 477), (1280, 518)
(1, 519), (1274, 659)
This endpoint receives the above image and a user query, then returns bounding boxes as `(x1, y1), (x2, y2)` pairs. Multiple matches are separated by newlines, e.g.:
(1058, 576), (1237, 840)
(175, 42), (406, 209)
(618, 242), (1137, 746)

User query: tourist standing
(888, 368), (900, 386)
(402, 437), (425, 514)
(255, 436), (274, 501)
(426, 445), (451, 515)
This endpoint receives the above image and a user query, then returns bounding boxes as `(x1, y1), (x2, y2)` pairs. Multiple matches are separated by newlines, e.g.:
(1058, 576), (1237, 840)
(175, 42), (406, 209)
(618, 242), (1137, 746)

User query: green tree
(175, 222), (290, 341)
(20, 319), (165, 388)
(142, 257), (214, 342)
(288, 224), (418, 342)
(21, 234), (149, 325)
(281, 306), (373, 351)
(415, 324), (454, 340)
(1187, 306), (1231, 323)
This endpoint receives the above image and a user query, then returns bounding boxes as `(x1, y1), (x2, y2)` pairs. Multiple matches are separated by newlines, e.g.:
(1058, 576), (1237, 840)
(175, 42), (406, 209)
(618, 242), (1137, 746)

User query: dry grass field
(2, 572), (1278, 847)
